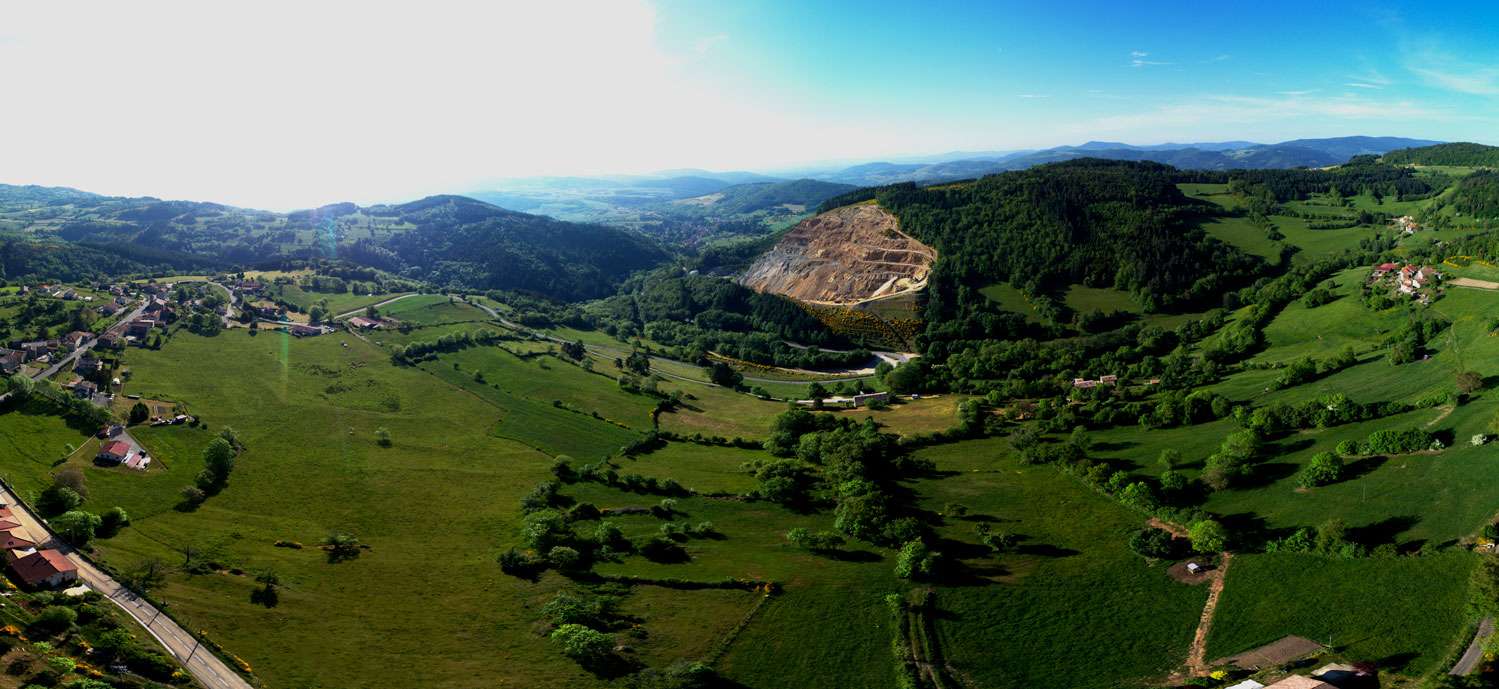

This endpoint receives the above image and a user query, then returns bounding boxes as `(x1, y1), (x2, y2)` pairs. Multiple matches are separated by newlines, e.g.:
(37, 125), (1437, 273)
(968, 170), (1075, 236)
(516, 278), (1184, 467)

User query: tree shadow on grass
(819, 548), (882, 563)
(1234, 461), (1299, 490)
(1375, 651), (1421, 674)
(1218, 512), (1291, 550)
(1341, 455), (1388, 481)
(1013, 542), (1079, 558)
(577, 653), (642, 680)
(1092, 440), (1139, 453)
(1348, 515), (1421, 547)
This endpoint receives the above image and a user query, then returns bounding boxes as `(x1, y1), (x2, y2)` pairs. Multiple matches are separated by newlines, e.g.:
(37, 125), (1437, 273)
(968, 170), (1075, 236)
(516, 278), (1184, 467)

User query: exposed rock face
(737, 204), (936, 305)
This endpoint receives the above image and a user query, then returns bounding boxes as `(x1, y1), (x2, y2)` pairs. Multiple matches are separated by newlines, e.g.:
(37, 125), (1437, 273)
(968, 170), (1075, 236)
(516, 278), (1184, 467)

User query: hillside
(1383, 142), (1499, 167)
(675, 179), (857, 216)
(737, 203), (935, 305)
(0, 185), (669, 300)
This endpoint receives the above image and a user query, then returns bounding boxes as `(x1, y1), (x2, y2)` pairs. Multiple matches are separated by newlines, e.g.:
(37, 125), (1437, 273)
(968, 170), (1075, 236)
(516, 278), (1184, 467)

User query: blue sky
(655, 0), (1499, 153)
(2, 1), (1497, 209)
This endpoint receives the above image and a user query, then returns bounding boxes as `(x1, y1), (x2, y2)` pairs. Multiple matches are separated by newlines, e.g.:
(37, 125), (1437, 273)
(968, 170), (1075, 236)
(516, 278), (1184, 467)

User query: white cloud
(1408, 65), (1499, 96)
(1277, 90), (1318, 96)
(1081, 93), (1445, 137)
(1345, 82), (1384, 89)
(1131, 50), (1149, 58)
(1017, 94), (1050, 99)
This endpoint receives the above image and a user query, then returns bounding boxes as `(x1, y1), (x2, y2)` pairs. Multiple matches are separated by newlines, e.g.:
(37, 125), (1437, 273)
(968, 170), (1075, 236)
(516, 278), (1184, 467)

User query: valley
(4, 141), (1499, 689)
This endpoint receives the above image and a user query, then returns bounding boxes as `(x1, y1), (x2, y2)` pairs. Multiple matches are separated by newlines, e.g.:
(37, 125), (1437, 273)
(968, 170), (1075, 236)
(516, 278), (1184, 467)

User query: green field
(1207, 552), (1475, 674)
(268, 283), (415, 316)
(57, 330), (620, 688)
(376, 293), (491, 324)
(915, 439), (1208, 689)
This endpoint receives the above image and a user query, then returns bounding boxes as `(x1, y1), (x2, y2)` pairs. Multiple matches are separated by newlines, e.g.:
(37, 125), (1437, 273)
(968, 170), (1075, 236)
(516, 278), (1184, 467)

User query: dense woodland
(582, 268), (869, 369)
(1382, 142), (1499, 167)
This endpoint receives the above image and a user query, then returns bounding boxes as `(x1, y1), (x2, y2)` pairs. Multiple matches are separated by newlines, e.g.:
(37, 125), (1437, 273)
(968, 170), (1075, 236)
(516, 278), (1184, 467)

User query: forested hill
(679, 178), (857, 215)
(358, 195), (668, 299)
(0, 185), (669, 300)
(1382, 142), (1499, 167)
(845, 159), (1265, 322)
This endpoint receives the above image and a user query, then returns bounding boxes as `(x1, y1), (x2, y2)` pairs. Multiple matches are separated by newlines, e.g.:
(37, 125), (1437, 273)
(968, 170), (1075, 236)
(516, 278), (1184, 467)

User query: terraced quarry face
(737, 203), (935, 305)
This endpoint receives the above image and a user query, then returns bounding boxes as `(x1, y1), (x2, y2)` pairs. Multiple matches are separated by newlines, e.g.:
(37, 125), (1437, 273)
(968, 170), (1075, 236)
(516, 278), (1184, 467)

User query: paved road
(0, 299), (147, 405)
(0, 483), (252, 689)
(1451, 616), (1495, 675)
(332, 293), (421, 320)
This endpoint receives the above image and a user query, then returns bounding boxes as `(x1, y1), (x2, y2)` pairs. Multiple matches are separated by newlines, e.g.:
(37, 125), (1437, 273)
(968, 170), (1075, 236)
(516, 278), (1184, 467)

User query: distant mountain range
(802, 136), (1444, 186)
(463, 136), (1442, 218)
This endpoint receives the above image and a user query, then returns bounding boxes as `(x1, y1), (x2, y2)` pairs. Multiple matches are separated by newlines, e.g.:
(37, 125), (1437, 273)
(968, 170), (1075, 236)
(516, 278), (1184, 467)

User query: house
(290, 324), (323, 337)
(97, 424), (125, 439)
(96, 440), (131, 466)
(124, 453), (151, 471)
(0, 349), (24, 375)
(0, 530), (35, 551)
(1263, 676), (1334, 689)
(1185, 562), (1202, 575)
(1099, 374), (1118, 386)
(126, 319), (154, 339)
(72, 381), (98, 399)
(75, 355), (100, 375)
(7, 548), (79, 589)
(851, 391), (890, 406)
(1371, 262), (1399, 278)
(61, 331), (91, 351)
(348, 316), (381, 329)
(1072, 378), (1098, 389)
(99, 304), (119, 317)
(18, 341), (48, 358)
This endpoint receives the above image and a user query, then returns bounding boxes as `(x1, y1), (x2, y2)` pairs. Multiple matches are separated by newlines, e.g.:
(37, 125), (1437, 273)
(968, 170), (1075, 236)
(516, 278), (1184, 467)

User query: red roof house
(97, 440), (131, 465)
(7, 549), (78, 588)
(0, 530), (35, 550)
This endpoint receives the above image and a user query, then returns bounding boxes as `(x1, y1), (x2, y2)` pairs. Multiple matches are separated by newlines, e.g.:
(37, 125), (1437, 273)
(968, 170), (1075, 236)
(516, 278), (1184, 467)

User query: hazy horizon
(4, 0), (1498, 210)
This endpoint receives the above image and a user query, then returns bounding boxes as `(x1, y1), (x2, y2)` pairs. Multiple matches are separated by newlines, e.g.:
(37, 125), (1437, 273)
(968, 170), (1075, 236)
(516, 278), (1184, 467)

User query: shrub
(51, 511), (101, 546)
(894, 539), (943, 580)
(1187, 519), (1228, 553)
(1128, 527), (1180, 559)
(1296, 451), (1345, 488)
(547, 546), (581, 571)
(29, 606), (77, 636)
(549, 623), (614, 663)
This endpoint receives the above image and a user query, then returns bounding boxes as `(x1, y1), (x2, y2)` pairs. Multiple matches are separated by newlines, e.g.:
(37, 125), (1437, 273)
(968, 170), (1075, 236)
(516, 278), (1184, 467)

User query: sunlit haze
(3, 0), (1497, 209)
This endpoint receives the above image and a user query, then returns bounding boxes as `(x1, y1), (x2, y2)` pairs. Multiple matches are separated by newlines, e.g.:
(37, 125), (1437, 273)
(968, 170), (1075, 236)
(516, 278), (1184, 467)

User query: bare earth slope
(737, 203), (936, 305)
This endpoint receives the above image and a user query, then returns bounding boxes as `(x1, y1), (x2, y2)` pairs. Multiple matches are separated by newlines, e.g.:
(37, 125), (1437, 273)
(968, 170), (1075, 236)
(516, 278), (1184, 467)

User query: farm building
(6, 548), (78, 589)
(348, 316), (382, 329)
(96, 440), (131, 465)
(72, 381), (98, 399)
(1263, 676), (1334, 689)
(0, 530), (35, 551)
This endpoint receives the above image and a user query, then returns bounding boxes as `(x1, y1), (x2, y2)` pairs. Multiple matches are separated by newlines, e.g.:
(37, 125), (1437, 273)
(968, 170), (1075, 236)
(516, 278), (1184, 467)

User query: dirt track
(1449, 277), (1499, 290)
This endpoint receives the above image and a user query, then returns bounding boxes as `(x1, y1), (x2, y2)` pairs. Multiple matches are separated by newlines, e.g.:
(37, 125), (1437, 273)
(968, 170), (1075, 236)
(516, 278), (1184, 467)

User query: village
(1368, 261), (1441, 303)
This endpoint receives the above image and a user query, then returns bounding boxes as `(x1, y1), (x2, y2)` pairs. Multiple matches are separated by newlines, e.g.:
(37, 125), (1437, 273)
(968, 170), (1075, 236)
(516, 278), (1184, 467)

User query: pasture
(1207, 552), (1475, 675)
